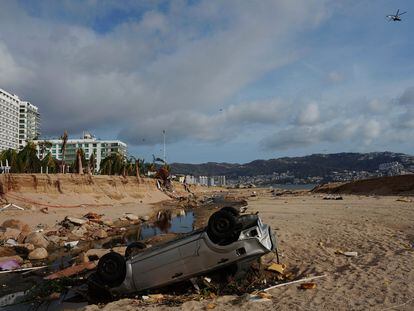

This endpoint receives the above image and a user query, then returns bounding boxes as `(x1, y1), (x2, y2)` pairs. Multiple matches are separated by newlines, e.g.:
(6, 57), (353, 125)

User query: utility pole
(163, 130), (166, 163)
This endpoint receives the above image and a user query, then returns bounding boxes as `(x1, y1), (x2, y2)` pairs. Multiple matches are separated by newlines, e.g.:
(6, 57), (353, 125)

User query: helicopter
(387, 9), (407, 21)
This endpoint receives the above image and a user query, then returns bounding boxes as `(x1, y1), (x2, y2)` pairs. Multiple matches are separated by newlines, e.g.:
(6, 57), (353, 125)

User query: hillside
(312, 174), (414, 196)
(170, 152), (414, 178)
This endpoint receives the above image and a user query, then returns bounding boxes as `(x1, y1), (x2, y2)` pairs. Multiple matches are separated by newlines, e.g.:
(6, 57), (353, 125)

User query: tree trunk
(77, 152), (84, 174)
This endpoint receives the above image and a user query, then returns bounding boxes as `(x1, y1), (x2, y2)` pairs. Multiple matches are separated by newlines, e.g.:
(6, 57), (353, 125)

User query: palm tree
(60, 131), (68, 173)
(17, 142), (41, 173)
(75, 148), (86, 174)
(0, 149), (19, 173)
(38, 141), (53, 160)
(41, 152), (57, 173)
(99, 152), (125, 175)
(88, 152), (96, 175)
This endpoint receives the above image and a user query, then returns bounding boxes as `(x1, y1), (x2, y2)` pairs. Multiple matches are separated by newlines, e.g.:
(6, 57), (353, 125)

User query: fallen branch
(262, 274), (327, 292)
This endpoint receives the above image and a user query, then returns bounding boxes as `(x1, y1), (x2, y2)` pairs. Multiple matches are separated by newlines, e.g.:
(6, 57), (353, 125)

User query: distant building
(34, 133), (127, 172)
(216, 175), (226, 186)
(0, 88), (20, 151)
(208, 177), (215, 187)
(198, 176), (208, 186)
(19, 101), (40, 149)
(185, 175), (196, 185)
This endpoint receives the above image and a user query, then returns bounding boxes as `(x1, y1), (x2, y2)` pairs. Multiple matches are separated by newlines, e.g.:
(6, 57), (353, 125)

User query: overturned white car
(89, 207), (277, 296)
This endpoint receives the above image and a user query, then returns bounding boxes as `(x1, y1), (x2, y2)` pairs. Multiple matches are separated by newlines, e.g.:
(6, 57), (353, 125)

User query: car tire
(207, 209), (240, 245)
(125, 241), (146, 259)
(97, 252), (127, 287)
(220, 206), (240, 216)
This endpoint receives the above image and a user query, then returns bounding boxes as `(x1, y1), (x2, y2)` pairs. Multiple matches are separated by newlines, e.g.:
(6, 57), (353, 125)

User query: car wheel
(207, 209), (240, 245)
(220, 206), (240, 216)
(97, 252), (127, 287)
(125, 241), (146, 259)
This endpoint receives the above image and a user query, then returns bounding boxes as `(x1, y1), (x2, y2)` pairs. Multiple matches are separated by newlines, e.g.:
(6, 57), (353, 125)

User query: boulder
(24, 232), (49, 249)
(28, 247), (48, 260)
(1, 219), (31, 232)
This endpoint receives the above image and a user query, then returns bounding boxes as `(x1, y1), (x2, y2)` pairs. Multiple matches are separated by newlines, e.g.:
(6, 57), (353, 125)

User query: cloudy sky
(1, 0), (413, 163)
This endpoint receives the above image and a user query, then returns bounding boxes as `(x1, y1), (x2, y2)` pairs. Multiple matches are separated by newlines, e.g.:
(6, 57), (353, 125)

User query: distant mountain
(170, 152), (414, 178)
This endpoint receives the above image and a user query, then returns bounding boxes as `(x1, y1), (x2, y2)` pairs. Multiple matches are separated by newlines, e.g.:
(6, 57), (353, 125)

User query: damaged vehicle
(89, 207), (277, 297)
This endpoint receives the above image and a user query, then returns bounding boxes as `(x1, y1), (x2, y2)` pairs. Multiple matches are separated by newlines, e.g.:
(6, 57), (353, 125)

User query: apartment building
(0, 88), (20, 151)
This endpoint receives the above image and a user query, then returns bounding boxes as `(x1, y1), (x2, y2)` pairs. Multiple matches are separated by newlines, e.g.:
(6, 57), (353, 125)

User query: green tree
(0, 149), (20, 173)
(17, 142), (41, 173)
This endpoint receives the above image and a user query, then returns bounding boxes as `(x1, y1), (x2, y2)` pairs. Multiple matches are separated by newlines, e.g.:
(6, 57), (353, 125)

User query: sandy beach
(84, 190), (414, 311)
(1, 176), (413, 310)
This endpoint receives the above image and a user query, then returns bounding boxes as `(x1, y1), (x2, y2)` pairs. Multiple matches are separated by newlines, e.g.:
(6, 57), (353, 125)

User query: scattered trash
(0, 265), (47, 274)
(323, 195), (343, 200)
(260, 274), (327, 292)
(206, 302), (217, 309)
(0, 203), (24, 211)
(266, 263), (285, 274)
(299, 282), (317, 290)
(45, 261), (96, 280)
(66, 217), (88, 226)
(396, 197), (412, 203)
(343, 251), (358, 257)
(40, 207), (49, 214)
(64, 241), (79, 248)
(0, 259), (20, 271)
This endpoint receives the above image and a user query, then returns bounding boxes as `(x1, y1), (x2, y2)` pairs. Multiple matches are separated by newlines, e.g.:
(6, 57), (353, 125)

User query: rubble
(125, 213), (139, 221)
(66, 217), (88, 226)
(28, 247), (48, 260)
(140, 215), (150, 222)
(0, 255), (24, 264)
(24, 232), (49, 249)
(2, 219), (31, 232)
(45, 261), (96, 280)
(3, 228), (21, 241)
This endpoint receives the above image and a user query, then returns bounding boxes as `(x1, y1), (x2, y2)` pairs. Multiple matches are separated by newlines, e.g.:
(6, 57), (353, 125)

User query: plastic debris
(266, 263), (285, 274)
(64, 241), (79, 248)
(0, 203), (24, 211)
(343, 251), (358, 257)
(0, 259), (20, 271)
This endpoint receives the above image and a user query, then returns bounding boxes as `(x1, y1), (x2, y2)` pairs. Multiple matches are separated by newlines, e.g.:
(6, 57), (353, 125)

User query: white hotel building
(34, 133), (127, 172)
(0, 88), (20, 151)
(19, 101), (40, 149)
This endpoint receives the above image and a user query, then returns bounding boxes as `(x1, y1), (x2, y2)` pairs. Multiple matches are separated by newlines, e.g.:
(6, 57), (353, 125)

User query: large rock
(28, 247), (48, 260)
(24, 232), (49, 249)
(1, 219), (31, 232)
